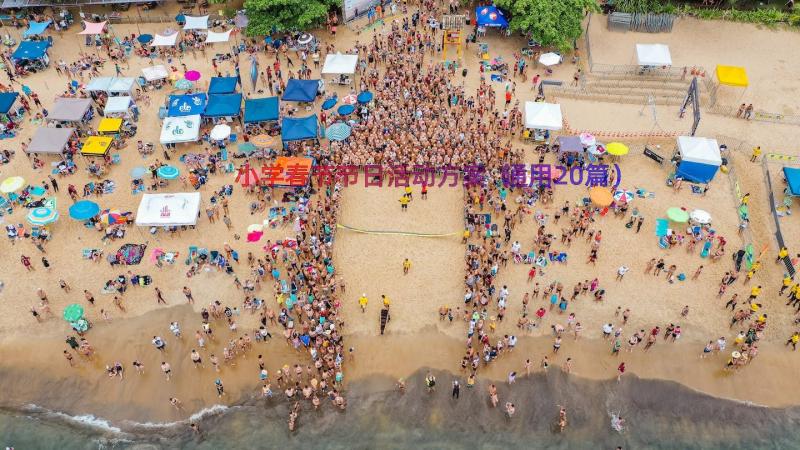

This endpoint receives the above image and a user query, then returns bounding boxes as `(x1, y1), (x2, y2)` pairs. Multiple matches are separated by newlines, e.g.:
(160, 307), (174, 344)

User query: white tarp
(153, 32), (179, 46)
(183, 15), (209, 30)
(321, 53), (358, 75)
(160, 114), (201, 144)
(205, 29), (233, 43)
(677, 136), (722, 166)
(524, 101), (563, 130)
(142, 65), (168, 81)
(135, 192), (201, 226)
(636, 44), (672, 66)
(104, 96), (131, 115)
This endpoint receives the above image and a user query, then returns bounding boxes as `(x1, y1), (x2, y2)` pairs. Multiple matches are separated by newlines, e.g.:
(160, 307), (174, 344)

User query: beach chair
(112, 154), (121, 165)
(30, 226), (40, 239)
(210, 250), (219, 261)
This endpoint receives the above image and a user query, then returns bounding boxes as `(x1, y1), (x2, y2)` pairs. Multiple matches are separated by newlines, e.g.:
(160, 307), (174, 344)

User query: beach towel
(115, 243), (147, 265)
(700, 241), (712, 258)
(490, 74), (503, 82)
(691, 185), (703, 194)
(655, 218), (668, 237)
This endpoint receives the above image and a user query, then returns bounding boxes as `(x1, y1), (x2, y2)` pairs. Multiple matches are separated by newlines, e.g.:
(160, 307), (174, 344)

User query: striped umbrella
(175, 78), (194, 90)
(613, 189), (635, 203)
(99, 209), (124, 225)
(342, 94), (357, 105)
(250, 134), (275, 148)
(325, 123), (351, 141)
(27, 207), (59, 225)
(157, 165), (180, 179)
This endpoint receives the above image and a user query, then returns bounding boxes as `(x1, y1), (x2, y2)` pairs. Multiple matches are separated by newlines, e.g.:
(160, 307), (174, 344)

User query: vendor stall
(160, 115), (201, 144)
(47, 97), (92, 125)
(103, 97), (132, 118)
(524, 101), (562, 141)
(322, 53), (358, 85)
(243, 97), (279, 126)
(135, 192), (201, 227)
(98, 117), (123, 135)
(86, 77), (135, 96)
(142, 65), (169, 82)
(675, 136), (722, 183)
(208, 76), (239, 94)
(204, 93), (242, 119)
(635, 44), (672, 68)
(167, 93), (207, 117)
(11, 40), (52, 72)
(282, 79), (320, 102)
(26, 127), (75, 155)
(281, 115), (319, 145)
(80, 136), (113, 157)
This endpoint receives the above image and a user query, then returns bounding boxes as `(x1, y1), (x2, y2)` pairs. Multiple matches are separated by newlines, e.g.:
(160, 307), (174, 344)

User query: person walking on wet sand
(155, 287), (167, 305)
(215, 379), (225, 397)
(452, 379), (460, 399)
(617, 362), (626, 381)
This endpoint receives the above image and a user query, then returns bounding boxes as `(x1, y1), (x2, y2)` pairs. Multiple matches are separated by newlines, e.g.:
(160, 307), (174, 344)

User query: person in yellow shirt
(740, 193), (751, 206)
(382, 294), (391, 308)
(777, 246), (789, 263)
(402, 258), (411, 274)
(748, 285), (761, 300)
(750, 146), (761, 162)
(462, 229), (471, 243)
(358, 294), (368, 313)
(786, 332), (800, 351)
(780, 275), (793, 295)
(399, 195), (410, 211)
(404, 186), (413, 200)
(749, 301), (761, 313)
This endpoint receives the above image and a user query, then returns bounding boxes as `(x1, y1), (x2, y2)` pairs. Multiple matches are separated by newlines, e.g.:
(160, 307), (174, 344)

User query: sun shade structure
(69, 200), (100, 220)
(204, 93), (242, 117)
(282, 79), (319, 102)
(78, 21), (106, 35)
(27, 127), (75, 154)
(153, 32), (179, 47)
(80, 136), (113, 156)
(183, 15), (209, 30)
(715, 65), (748, 87)
(208, 76), (239, 94)
(0, 92), (19, 114)
(558, 136), (583, 153)
(635, 44), (672, 66)
(676, 136), (722, 183)
(142, 65), (168, 81)
(244, 97), (279, 123)
(205, 29), (233, 43)
(103, 96), (131, 115)
(135, 192), (201, 226)
(475, 5), (508, 27)
(666, 207), (690, 223)
(606, 142), (629, 156)
(524, 102), (562, 130)
(589, 187), (613, 207)
(322, 53), (358, 74)
(27, 206), (59, 225)
(281, 115), (318, 142)
(98, 117), (123, 134)
(12, 40), (50, 60)
(85, 77), (134, 94)
(160, 115), (200, 144)
(168, 93), (207, 116)
(23, 20), (50, 37)
(47, 97), (91, 122)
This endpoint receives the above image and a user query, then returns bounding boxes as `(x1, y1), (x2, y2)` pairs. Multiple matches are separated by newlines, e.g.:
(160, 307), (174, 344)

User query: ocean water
(3, 371), (800, 449)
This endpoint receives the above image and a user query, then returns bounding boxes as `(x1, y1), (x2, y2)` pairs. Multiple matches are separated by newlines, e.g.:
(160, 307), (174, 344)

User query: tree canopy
(494, 0), (597, 52)
(244, 0), (338, 36)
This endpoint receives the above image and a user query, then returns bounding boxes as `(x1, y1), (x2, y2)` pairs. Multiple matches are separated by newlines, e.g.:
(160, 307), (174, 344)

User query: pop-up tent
(205, 29), (233, 43)
(321, 53), (358, 75)
(524, 101), (563, 130)
(635, 44), (672, 66)
(282, 79), (319, 102)
(160, 115), (201, 144)
(676, 136), (722, 183)
(281, 115), (318, 143)
(783, 167), (800, 197)
(168, 93), (207, 116)
(183, 15), (209, 30)
(244, 97), (280, 123)
(27, 127), (75, 154)
(135, 192), (201, 226)
(80, 136), (114, 157)
(104, 96), (132, 116)
(142, 65), (168, 81)
(47, 97), (92, 122)
(475, 5), (508, 28)
(558, 136), (583, 153)
(0, 92), (19, 117)
(208, 76), (239, 94)
(204, 93), (242, 118)
(86, 77), (135, 95)
(153, 32), (179, 47)
(11, 40), (51, 62)
(715, 65), (748, 88)
(23, 20), (51, 38)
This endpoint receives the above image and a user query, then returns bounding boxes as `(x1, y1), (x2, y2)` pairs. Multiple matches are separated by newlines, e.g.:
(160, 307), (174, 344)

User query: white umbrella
(580, 132), (596, 146)
(209, 124), (231, 141)
(690, 209), (712, 224)
(613, 189), (635, 203)
(538, 52), (562, 67)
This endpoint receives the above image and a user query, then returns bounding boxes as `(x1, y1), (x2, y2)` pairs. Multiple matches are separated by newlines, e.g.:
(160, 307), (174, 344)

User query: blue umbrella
(272, 39), (282, 49)
(175, 13), (186, 23)
(337, 104), (355, 116)
(325, 123), (351, 141)
(175, 78), (194, 90)
(157, 165), (180, 180)
(357, 91), (373, 104)
(321, 97), (338, 111)
(130, 167), (147, 178)
(137, 34), (153, 44)
(27, 207), (59, 225)
(69, 200), (100, 220)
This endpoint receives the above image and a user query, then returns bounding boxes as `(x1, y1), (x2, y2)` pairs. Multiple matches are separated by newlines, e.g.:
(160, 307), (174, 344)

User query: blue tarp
(244, 97), (279, 123)
(167, 93), (207, 117)
(23, 20), (51, 38)
(208, 76), (239, 94)
(282, 79), (319, 102)
(12, 40), (51, 61)
(475, 5), (508, 28)
(784, 167), (800, 197)
(0, 92), (19, 114)
(281, 115), (318, 142)
(204, 93), (243, 117)
(676, 161), (719, 184)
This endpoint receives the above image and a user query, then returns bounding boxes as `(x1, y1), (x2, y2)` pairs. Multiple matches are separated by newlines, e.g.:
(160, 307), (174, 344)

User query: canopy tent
(135, 192), (201, 226)
(783, 167), (800, 197)
(23, 20), (50, 38)
(524, 102), (563, 130)
(0, 92), (19, 114)
(204, 93), (242, 118)
(85, 77), (113, 92)
(635, 44), (672, 66)
(475, 5), (508, 27)
(142, 65), (168, 81)
(78, 21), (107, 35)
(205, 29), (233, 43)
(244, 97), (279, 123)
(48, 97), (91, 122)
(167, 93), (207, 116)
(715, 65), (748, 88)
(208, 76), (239, 94)
(11, 40), (51, 61)
(160, 115), (200, 144)
(183, 15), (209, 30)
(153, 32), (179, 47)
(98, 117), (122, 134)
(321, 53), (358, 75)
(558, 136), (583, 153)
(87, 77), (134, 94)
(676, 136), (722, 183)
(282, 79), (319, 102)
(272, 156), (314, 187)
(27, 127), (75, 154)
(80, 136), (113, 156)
(281, 115), (318, 142)
(103, 96), (131, 116)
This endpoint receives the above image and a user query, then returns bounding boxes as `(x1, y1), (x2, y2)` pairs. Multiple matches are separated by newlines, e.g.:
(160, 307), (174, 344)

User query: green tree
(494, 0), (597, 52)
(243, 0), (338, 36)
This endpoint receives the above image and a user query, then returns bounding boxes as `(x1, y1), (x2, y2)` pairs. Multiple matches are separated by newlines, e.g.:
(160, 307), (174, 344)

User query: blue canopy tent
(204, 93), (243, 118)
(23, 20), (51, 38)
(244, 97), (279, 123)
(208, 76), (239, 94)
(784, 167), (800, 197)
(0, 92), (20, 117)
(475, 5), (508, 28)
(281, 115), (319, 143)
(167, 93), (207, 117)
(282, 79), (319, 102)
(675, 136), (722, 184)
(12, 41), (51, 62)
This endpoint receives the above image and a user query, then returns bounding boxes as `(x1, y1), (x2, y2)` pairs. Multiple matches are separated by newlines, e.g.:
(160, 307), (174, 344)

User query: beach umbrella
(613, 189), (635, 203)
(63, 303), (84, 322)
(297, 33), (314, 45)
(579, 132), (596, 147)
(210, 124), (232, 141)
(342, 94), (357, 105)
(247, 230), (264, 242)
(0, 176), (24, 193)
(250, 134), (275, 148)
(234, 13), (249, 28)
(588, 144), (605, 155)
(130, 166), (147, 179)
(69, 200), (100, 220)
(250, 57), (258, 89)
(666, 207), (690, 223)
(589, 187), (613, 207)
(690, 209), (712, 224)
(174, 78), (193, 90)
(357, 91), (374, 104)
(27, 207), (59, 225)
(184, 70), (201, 82)
(157, 165), (180, 179)
(175, 13), (186, 23)
(538, 52), (561, 67)
(71, 318), (89, 332)
(321, 97), (338, 111)
(99, 209), (123, 225)
(325, 123), (351, 141)
(606, 142), (629, 156)
(137, 34), (153, 44)
(337, 104), (355, 116)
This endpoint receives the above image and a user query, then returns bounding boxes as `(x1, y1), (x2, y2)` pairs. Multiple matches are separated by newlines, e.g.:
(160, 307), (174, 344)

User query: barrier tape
(337, 223), (459, 237)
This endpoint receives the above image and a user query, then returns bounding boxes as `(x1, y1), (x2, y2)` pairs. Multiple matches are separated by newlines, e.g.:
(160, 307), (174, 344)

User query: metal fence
(543, 83), (686, 106)
(710, 104), (800, 127)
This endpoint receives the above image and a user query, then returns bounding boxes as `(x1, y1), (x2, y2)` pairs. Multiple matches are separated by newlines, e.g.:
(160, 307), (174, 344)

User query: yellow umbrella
(0, 176), (25, 193)
(589, 186), (613, 207)
(606, 142), (629, 156)
(250, 134), (275, 148)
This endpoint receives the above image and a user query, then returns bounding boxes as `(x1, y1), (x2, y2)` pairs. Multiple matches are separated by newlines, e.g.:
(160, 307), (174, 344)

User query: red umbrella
(184, 70), (201, 81)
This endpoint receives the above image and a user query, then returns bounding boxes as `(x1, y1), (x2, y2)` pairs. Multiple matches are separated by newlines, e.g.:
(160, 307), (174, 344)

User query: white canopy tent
(85, 77), (113, 92)
(160, 115), (201, 144)
(135, 192), (201, 227)
(108, 77), (135, 94)
(104, 96), (132, 115)
(205, 29), (233, 43)
(183, 15), (209, 30)
(677, 136), (721, 166)
(321, 53), (358, 75)
(142, 65), (168, 81)
(635, 44), (672, 66)
(524, 102), (563, 130)
(153, 32), (179, 47)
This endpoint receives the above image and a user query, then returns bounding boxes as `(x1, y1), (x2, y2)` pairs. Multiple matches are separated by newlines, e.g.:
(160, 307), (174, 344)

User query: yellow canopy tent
(715, 65), (748, 88)
(97, 117), (123, 135)
(81, 136), (114, 156)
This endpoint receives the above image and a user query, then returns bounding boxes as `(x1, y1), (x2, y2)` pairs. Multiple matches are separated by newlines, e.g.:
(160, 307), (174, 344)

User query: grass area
(612, 0), (800, 27)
